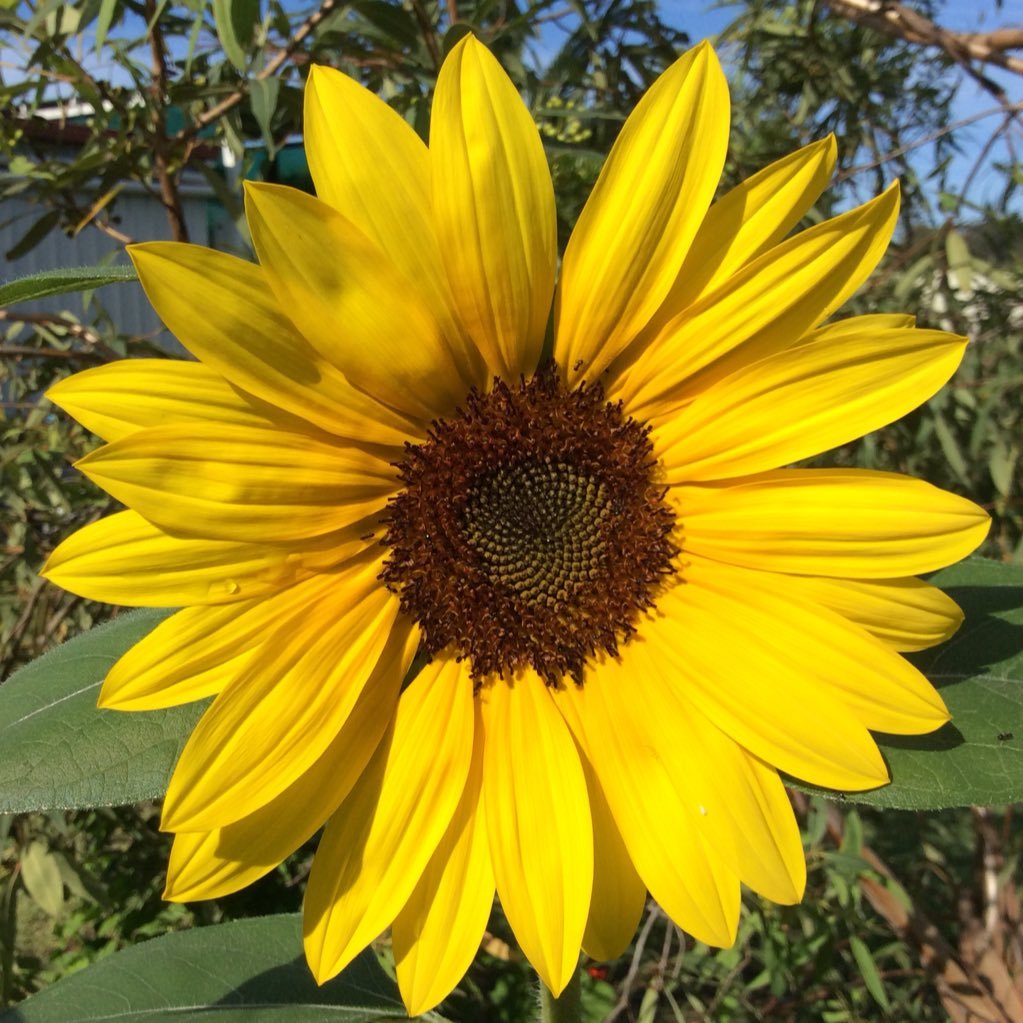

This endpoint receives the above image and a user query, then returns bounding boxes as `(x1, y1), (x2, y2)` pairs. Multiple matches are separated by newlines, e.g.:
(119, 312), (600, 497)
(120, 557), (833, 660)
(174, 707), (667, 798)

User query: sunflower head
(41, 33), (989, 1017)
(380, 369), (678, 684)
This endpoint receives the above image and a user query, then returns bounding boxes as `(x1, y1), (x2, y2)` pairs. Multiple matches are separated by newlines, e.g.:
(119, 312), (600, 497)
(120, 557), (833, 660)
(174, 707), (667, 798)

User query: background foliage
(2, 0), (1022, 1018)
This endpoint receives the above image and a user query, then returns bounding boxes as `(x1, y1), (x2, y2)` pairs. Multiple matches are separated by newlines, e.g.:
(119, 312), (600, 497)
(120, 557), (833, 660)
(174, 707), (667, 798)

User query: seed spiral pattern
(380, 370), (678, 685)
(462, 461), (612, 609)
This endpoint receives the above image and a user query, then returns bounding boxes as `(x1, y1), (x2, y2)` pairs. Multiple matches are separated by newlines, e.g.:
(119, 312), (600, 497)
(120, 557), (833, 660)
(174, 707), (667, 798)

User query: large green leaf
(837, 557), (1023, 810)
(0, 915), (426, 1022)
(0, 265), (138, 306)
(0, 609), (198, 813)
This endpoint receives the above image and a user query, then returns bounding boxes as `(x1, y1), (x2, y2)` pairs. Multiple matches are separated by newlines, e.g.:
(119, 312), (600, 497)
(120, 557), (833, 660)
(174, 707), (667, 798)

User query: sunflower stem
(538, 967), (583, 1023)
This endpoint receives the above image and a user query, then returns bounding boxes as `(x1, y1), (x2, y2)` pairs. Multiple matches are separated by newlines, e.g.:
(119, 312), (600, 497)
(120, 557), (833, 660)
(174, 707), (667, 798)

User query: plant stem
(538, 967), (582, 1023)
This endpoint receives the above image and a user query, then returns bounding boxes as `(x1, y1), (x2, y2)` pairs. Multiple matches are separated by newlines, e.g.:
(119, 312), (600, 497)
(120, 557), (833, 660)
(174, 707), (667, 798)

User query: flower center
(380, 370), (677, 686)
(461, 461), (611, 607)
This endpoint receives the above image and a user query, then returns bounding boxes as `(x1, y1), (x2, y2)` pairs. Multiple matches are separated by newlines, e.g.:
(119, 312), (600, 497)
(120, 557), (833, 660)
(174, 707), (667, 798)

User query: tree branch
(826, 0), (1023, 83)
(145, 0), (189, 241)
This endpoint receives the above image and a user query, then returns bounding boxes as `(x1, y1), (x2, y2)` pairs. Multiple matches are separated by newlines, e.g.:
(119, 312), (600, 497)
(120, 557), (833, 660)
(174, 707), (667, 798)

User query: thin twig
(607, 901), (659, 1023)
(89, 217), (134, 246)
(834, 100), (1023, 183)
(0, 312), (120, 362)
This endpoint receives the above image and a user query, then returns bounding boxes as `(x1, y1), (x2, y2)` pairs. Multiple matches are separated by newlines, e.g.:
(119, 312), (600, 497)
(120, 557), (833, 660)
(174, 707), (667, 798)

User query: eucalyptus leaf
(4, 209), (61, 261)
(0, 265), (137, 306)
(0, 915), (431, 1023)
(214, 0), (259, 71)
(0, 609), (198, 813)
(92, 0), (117, 54)
(823, 557), (1023, 810)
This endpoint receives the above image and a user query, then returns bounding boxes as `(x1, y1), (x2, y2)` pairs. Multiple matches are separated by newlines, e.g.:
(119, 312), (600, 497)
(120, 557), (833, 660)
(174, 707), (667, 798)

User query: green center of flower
(380, 370), (677, 686)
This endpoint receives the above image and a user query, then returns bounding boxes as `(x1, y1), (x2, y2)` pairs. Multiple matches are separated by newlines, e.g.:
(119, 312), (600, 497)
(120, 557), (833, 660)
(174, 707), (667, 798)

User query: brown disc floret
(380, 369), (677, 686)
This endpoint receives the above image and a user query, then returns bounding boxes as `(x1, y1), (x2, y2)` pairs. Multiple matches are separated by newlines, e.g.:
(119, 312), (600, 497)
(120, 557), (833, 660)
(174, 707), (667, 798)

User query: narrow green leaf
(823, 558), (1023, 810)
(0, 264), (137, 306)
(249, 77), (280, 152)
(0, 609), (199, 813)
(931, 411), (969, 485)
(93, 0), (118, 53)
(0, 915), (432, 1022)
(4, 209), (61, 261)
(849, 935), (890, 1012)
(945, 228), (972, 292)
(214, 0), (260, 71)
(352, 0), (419, 48)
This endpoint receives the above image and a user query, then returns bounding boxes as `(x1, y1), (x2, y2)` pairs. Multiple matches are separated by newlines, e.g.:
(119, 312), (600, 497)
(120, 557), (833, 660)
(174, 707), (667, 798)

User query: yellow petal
(655, 136), (838, 315)
(767, 574), (963, 652)
(245, 181), (472, 421)
(615, 137), (838, 382)
(674, 468), (990, 578)
(801, 312), (917, 346)
(46, 360), (301, 443)
(393, 699), (494, 1017)
(552, 671), (741, 948)
(161, 558), (399, 831)
(430, 36), (556, 380)
(555, 42), (730, 387)
(41, 510), (361, 607)
(102, 604), (256, 710)
(304, 655), (475, 983)
(480, 674), (592, 995)
(164, 622), (417, 901)
(615, 183), (901, 418)
(304, 67), (483, 385)
(642, 571), (891, 789)
(563, 637), (804, 908)
(628, 666), (806, 903)
(129, 243), (418, 446)
(676, 557), (950, 735)
(655, 327), (966, 480)
(75, 423), (397, 543)
(581, 762), (647, 962)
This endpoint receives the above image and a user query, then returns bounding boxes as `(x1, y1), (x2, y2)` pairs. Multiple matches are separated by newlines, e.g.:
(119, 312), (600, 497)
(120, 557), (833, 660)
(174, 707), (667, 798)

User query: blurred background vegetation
(1, 0), (1022, 1018)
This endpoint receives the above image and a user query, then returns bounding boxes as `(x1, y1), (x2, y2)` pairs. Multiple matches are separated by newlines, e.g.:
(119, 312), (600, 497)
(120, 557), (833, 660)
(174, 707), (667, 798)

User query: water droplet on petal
(225, 579), (241, 595)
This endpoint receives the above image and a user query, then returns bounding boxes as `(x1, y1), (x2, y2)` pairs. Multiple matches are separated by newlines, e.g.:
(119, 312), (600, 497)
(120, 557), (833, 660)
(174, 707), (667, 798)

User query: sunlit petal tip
(95, 680), (121, 710)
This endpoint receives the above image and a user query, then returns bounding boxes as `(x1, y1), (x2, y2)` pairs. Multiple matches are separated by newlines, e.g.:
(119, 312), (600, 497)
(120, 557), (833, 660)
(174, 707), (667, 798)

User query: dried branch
(0, 312), (119, 361)
(826, 0), (1023, 86)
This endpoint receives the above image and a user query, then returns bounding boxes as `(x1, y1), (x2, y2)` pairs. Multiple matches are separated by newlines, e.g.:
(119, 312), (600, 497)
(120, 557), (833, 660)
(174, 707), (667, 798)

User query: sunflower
(44, 36), (988, 1015)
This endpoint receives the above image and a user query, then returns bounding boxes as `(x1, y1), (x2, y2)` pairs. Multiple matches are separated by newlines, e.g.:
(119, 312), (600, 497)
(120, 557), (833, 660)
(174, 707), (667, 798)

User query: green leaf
(93, 0), (118, 54)
(20, 841), (65, 917)
(835, 557), (1023, 810)
(945, 228), (972, 292)
(214, 0), (260, 71)
(0, 265), (137, 306)
(249, 77), (280, 153)
(848, 935), (890, 1012)
(0, 609), (201, 813)
(0, 915), (427, 1022)
(4, 209), (61, 261)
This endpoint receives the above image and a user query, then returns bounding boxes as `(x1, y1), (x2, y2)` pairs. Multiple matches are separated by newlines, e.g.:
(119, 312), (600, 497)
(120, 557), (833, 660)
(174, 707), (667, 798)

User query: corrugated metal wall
(1, 181), (216, 340)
